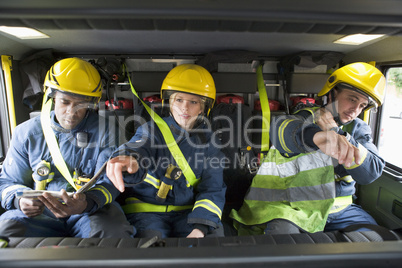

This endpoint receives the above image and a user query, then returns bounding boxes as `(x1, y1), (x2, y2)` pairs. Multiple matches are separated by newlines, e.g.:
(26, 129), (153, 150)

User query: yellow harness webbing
(122, 197), (193, 213)
(40, 94), (78, 191)
(127, 72), (198, 187)
(256, 64), (271, 159)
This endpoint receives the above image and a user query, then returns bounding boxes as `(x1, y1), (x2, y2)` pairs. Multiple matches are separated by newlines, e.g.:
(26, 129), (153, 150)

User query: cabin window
(377, 67), (402, 169)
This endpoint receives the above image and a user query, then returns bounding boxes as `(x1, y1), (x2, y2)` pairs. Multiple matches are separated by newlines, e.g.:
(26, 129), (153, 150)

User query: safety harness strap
(256, 65), (271, 159)
(1, 55), (17, 134)
(122, 197), (193, 213)
(127, 72), (198, 187)
(40, 95), (78, 191)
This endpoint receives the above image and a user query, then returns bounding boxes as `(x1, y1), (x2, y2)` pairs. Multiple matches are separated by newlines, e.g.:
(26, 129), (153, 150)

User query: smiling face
(331, 87), (369, 124)
(170, 92), (203, 130)
(53, 91), (91, 130)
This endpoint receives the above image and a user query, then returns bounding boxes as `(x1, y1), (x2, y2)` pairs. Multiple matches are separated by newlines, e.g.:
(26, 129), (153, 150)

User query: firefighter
(232, 62), (386, 234)
(0, 58), (133, 237)
(106, 64), (226, 238)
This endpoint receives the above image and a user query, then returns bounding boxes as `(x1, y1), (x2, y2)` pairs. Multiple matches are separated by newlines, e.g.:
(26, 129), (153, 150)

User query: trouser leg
(71, 202), (135, 238)
(0, 209), (66, 237)
(0, 218), (26, 237)
(171, 211), (194, 237)
(264, 219), (302, 235)
(325, 204), (377, 232)
(128, 211), (224, 238)
(127, 212), (170, 238)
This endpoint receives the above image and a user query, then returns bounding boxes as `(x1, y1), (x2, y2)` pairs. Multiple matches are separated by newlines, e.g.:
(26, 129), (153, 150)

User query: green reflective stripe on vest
(230, 147), (335, 234)
(127, 72), (198, 187)
(256, 65), (270, 154)
(330, 195), (353, 214)
(122, 197), (193, 214)
(232, 199), (334, 234)
(194, 199), (222, 219)
(41, 95), (78, 191)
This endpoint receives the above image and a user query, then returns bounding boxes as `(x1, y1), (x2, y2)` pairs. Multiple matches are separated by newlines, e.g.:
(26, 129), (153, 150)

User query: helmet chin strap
(330, 91), (343, 126)
(323, 90), (351, 126)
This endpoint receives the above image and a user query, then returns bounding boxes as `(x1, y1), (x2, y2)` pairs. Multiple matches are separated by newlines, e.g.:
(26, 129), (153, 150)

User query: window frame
(374, 65), (402, 174)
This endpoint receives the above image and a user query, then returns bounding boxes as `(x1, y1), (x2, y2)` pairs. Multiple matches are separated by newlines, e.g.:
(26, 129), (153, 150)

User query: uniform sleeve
(336, 119), (385, 185)
(0, 125), (33, 210)
(83, 116), (126, 213)
(84, 148), (122, 213)
(123, 121), (158, 157)
(187, 144), (226, 229)
(110, 121), (158, 185)
(270, 109), (322, 155)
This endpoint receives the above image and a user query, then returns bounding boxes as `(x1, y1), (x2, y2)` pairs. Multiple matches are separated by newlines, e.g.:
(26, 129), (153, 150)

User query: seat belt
(40, 93), (78, 191)
(256, 64), (271, 161)
(127, 72), (198, 187)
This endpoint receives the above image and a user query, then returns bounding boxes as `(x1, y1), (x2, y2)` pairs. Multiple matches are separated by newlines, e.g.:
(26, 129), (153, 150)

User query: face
(170, 92), (203, 130)
(331, 88), (369, 124)
(53, 91), (91, 130)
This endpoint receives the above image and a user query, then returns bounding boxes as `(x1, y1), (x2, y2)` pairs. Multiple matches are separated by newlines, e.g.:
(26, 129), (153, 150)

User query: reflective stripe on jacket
(0, 111), (120, 212)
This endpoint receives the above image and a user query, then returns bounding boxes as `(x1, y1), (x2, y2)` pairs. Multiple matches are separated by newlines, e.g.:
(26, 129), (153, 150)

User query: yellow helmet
(44, 58), (102, 103)
(161, 64), (216, 115)
(318, 62), (386, 111)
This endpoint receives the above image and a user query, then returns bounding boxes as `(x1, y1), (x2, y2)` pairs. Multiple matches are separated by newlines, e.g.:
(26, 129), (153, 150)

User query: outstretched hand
(38, 189), (87, 218)
(106, 155), (139, 192)
(313, 130), (361, 167)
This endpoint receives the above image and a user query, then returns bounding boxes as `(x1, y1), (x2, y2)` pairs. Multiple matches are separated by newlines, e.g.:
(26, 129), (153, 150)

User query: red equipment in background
(254, 99), (280, 111)
(105, 99), (133, 110)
